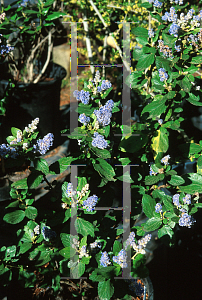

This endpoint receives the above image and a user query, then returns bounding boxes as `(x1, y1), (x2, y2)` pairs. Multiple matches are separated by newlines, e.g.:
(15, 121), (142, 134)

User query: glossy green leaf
(142, 194), (156, 218)
(75, 218), (95, 238)
(98, 280), (114, 300)
(25, 206), (38, 220)
(143, 217), (162, 231)
(3, 210), (25, 224)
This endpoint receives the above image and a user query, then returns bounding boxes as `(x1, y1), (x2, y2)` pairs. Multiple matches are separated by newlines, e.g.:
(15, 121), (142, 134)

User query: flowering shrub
(1, 1), (202, 299)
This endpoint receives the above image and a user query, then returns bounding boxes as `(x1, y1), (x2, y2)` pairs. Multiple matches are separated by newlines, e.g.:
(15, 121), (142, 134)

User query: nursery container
(0, 62), (66, 147)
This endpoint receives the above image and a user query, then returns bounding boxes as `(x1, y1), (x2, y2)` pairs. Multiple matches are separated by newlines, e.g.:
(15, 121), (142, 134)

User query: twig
(33, 31), (53, 83)
(26, 28), (55, 83)
(102, 33), (107, 77)
(82, 12), (94, 75)
(88, 0), (131, 72)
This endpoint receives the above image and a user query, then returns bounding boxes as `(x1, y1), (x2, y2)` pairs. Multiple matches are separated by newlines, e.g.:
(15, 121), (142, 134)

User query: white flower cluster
(34, 225), (40, 235)
(77, 183), (89, 201)
(25, 118), (39, 133)
(124, 232), (151, 255)
(71, 237), (89, 258)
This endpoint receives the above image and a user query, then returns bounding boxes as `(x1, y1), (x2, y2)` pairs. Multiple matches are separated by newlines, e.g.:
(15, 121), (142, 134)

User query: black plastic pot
(0, 62), (66, 147)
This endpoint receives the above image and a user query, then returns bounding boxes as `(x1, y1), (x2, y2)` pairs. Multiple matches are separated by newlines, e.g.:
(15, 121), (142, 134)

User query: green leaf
(11, 178), (28, 189)
(151, 128), (169, 154)
(158, 225), (174, 239)
(45, 11), (66, 21)
(90, 147), (111, 159)
(136, 53), (155, 71)
(145, 174), (164, 185)
(75, 218), (95, 238)
(3, 210), (25, 224)
(34, 158), (49, 175)
(179, 184), (202, 194)
(5, 245), (16, 259)
(59, 247), (76, 259)
(6, 136), (15, 143)
(143, 217), (162, 231)
(94, 158), (116, 181)
(60, 233), (71, 247)
(25, 206), (38, 220)
(187, 92), (202, 106)
(168, 175), (185, 186)
(27, 172), (43, 188)
(70, 261), (85, 279)
(19, 242), (32, 254)
(119, 134), (148, 153)
(191, 56), (202, 64)
(11, 127), (21, 138)
(118, 157), (131, 165)
(156, 56), (172, 72)
(76, 103), (94, 116)
(132, 27), (148, 37)
(141, 98), (167, 119)
(162, 32), (175, 48)
(113, 240), (122, 255)
(98, 280), (114, 300)
(89, 271), (105, 282)
(117, 170), (134, 183)
(142, 194), (156, 218)
(133, 48), (143, 60)
(6, 200), (19, 209)
(163, 198), (174, 210)
(181, 76), (192, 93)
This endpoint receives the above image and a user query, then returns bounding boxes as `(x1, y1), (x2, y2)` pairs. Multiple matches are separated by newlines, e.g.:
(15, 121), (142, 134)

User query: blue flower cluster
(148, 0), (162, 7)
(73, 90), (90, 105)
(158, 40), (173, 59)
(92, 132), (108, 149)
(155, 203), (162, 213)
(158, 68), (168, 82)
(182, 194), (191, 205)
(153, 0), (163, 8)
(0, 34), (14, 55)
(33, 133), (54, 155)
(173, 193), (181, 207)
(169, 23), (180, 37)
(42, 226), (56, 240)
(100, 251), (111, 267)
(79, 113), (90, 126)
(172, 0), (183, 4)
(97, 80), (112, 93)
(179, 212), (195, 228)
(124, 231), (136, 249)
(82, 194), (98, 212)
(162, 7), (177, 23)
(112, 249), (128, 268)
(66, 182), (76, 198)
(148, 28), (155, 38)
(158, 119), (163, 125)
(0, 144), (18, 158)
(175, 41), (181, 52)
(93, 100), (114, 127)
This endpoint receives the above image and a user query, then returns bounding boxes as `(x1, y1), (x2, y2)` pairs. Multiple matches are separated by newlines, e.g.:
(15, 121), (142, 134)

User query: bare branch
(33, 30), (53, 84)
